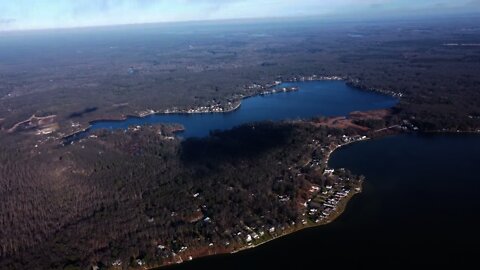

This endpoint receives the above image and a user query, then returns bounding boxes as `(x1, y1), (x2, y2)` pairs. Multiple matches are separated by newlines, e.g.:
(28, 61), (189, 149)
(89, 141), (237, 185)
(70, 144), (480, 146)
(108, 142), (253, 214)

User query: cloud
(0, 0), (248, 30)
(0, 0), (478, 31)
(69, 0), (242, 17)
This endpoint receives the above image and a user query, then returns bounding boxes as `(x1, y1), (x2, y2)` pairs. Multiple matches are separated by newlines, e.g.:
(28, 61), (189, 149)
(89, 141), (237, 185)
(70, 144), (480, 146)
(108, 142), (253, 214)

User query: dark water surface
(68, 80), (397, 140)
(165, 134), (480, 269)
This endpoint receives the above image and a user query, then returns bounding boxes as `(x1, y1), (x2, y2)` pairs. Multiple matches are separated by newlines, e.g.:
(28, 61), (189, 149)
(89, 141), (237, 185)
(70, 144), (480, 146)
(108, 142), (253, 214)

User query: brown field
(349, 109), (391, 120)
(311, 109), (392, 131)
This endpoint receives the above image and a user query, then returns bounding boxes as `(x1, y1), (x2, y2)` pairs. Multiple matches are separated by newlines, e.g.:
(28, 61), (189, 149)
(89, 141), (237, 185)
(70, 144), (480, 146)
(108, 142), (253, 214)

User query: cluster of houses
(301, 136), (364, 224)
(246, 83), (263, 90)
(260, 86), (299, 96)
(341, 134), (368, 143)
(305, 178), (352, 224)
(162, 100), (240, 115)
(238, 225), (271, 245)
(138, 109), (157, 117)
(245, 75), (344, 96)
(348, 78), (404, 98)
(401, 119), (419, 131)
(289, 75), (344, 82)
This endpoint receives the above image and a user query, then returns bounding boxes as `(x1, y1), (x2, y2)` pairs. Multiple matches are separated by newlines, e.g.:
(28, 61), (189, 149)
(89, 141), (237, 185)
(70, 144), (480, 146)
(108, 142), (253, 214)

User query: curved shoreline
(147, 140), (365, 270)
(152, 188), (362, 269)
(61, 76), (399, 143)
(61, 100), (244, 143)
(230, 180), (362, 254)
(62, 81), (299, 140)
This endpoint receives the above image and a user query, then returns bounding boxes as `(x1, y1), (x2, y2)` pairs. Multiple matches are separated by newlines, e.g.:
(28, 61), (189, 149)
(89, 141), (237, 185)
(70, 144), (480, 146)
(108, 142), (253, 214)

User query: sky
(0, 0), (479, 31)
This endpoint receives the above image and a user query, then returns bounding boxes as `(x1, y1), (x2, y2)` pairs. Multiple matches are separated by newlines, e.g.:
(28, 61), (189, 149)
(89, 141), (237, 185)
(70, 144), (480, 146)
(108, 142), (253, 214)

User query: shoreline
(61, 75), (396, 142)
(60, 101), (244, 143)
(58, 75), (334, 141)
(147, 140), (364, 270)
(152, 188), (362, 269)
(230, 177), (362, 254)
(60, 82), (292, 141)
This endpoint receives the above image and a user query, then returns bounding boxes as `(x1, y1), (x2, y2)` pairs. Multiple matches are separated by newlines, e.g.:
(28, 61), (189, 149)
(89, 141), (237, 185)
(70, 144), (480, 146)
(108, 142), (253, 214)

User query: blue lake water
(68, 80), (397, 140)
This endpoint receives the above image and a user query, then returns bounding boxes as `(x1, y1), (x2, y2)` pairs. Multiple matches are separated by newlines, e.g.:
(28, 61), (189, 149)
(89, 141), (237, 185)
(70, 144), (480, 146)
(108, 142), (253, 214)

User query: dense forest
(0, 122), (362, 269)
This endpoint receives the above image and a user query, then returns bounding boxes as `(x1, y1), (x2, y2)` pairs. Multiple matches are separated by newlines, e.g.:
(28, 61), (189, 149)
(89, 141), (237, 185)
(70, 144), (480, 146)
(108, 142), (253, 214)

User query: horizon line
(1, 11), (478, 34)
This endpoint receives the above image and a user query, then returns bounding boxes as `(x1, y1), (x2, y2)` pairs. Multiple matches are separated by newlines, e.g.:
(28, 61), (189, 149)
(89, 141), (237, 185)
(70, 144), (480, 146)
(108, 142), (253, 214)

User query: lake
(164, 134), (480, 268)
(67, 80), (397, 141)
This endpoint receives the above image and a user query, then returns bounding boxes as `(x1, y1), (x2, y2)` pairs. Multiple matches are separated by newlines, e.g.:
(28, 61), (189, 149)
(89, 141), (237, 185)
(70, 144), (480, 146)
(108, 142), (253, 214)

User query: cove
(66, 80), (397, 141)
(163, 134), (480, 269)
